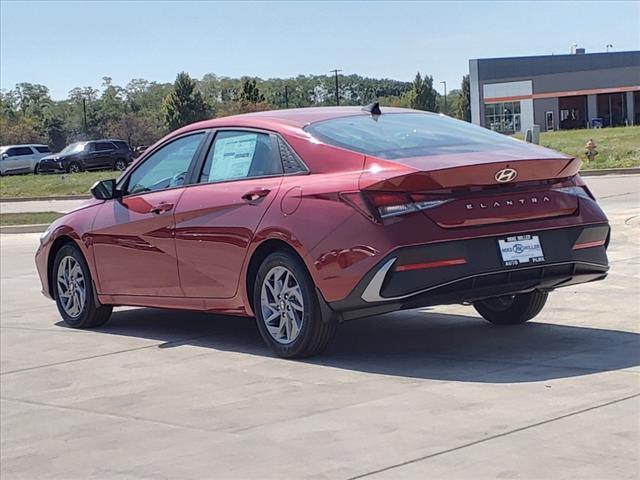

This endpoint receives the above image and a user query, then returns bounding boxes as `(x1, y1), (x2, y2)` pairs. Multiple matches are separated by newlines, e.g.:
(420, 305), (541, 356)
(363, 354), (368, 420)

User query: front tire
(53, 244), (112, 328)
(67, 161), (82, 173)
(474, 291), (548, 325)
(253, 251), (337, 358)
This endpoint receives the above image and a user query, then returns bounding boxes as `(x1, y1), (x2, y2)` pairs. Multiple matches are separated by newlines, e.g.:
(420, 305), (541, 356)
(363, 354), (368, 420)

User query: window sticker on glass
(210, 133), (257, 181)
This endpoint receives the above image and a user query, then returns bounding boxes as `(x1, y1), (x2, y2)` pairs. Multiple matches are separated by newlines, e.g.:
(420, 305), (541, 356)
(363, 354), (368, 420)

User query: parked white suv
(0, 144), (52, 175)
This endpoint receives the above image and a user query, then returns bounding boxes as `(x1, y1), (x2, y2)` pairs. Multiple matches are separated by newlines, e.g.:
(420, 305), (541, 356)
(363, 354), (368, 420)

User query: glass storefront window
(484, 101), (522, 134)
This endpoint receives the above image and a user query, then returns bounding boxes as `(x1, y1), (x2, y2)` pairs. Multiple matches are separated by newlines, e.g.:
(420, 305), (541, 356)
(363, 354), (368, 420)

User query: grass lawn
(0, 171), (118, 199)
(0, 211), (64, 226)
(0, 127), (638, 199)
(516, 125), (640, 169)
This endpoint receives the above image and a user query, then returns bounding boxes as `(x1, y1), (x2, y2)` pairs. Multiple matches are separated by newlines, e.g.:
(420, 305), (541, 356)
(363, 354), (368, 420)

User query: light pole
(330, 69), (342, 106)
(440, 80), (447, 114)
(82, 98), (88, 137)
(606, 44), (613, 52)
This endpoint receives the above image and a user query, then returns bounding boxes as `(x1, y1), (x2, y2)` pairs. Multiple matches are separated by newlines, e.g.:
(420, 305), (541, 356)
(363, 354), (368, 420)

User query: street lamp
(330, 69), (342, 106)
(440, 80), (447, 114)
(606, 44), (613, 52)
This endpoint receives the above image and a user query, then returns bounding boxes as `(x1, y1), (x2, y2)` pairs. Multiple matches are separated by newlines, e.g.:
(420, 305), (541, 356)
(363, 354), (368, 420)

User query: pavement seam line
(0, 396), (232, 435)
(0, 334), (211, 376)
(599, 192), (635, 200)
(344, 392), (640, 480)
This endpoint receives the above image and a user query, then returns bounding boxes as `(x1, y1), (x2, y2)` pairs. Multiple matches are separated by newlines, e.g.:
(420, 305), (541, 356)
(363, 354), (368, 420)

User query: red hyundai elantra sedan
(35, 105), (610, 358)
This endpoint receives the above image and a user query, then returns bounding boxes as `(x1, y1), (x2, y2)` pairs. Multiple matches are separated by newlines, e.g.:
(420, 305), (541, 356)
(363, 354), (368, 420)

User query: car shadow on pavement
(57, 307), (640, 383)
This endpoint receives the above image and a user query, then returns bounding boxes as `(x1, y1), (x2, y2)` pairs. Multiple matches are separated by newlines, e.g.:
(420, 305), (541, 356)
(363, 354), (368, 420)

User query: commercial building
(469, 50), (640, 133)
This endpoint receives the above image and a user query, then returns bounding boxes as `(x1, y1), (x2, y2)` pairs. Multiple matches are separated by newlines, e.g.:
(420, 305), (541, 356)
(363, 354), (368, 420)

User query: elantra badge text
(465, 196), (551, 210)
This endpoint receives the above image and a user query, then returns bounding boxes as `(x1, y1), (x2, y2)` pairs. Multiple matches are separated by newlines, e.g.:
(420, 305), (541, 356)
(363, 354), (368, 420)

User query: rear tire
(474, 291), (548, 325)
(114, 158), (127, 171)
(53, 244), (112, 328)
(253, 251), (337, 358)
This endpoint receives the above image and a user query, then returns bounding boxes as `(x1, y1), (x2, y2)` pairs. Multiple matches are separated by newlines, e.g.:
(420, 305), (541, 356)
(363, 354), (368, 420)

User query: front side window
(126, 133), (204, 195)
(199, 131), (281, 183)
(35, 146), (51, 153)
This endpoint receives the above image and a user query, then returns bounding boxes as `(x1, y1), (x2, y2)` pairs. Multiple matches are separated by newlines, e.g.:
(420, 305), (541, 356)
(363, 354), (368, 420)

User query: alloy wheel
(69, 164), (81, 173)
(56, 256), (86, 318)
(260, 266), (305, 344)
(115, 160), (127, 171)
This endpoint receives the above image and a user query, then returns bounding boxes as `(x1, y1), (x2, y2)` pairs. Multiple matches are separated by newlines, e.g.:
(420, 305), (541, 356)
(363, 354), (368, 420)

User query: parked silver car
(0, 144), (52, 175)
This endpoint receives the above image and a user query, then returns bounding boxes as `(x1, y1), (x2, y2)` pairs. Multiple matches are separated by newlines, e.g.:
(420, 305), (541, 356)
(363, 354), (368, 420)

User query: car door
(91, 132), (207, 297)
(174, 130), (283, 298)
(2, 146), (35, 173)
(86, 142), (116, 169)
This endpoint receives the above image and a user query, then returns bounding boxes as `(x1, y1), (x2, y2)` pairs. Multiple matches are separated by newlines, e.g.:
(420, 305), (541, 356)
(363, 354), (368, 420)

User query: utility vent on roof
(278, 137), (308, 174)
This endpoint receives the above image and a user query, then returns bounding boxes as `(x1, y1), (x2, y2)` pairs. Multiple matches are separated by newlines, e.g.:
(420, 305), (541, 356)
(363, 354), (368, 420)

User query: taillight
(555, 185), (593, 200)
(370, 192), (417, 218)
(340, 191), (451, 223)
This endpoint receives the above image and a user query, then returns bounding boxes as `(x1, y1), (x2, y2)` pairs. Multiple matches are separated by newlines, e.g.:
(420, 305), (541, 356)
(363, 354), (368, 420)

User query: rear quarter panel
(237, 136), (366, 314)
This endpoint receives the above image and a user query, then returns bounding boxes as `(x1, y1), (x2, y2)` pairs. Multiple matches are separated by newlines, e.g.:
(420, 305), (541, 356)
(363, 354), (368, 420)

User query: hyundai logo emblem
(495, 168), (518, 183)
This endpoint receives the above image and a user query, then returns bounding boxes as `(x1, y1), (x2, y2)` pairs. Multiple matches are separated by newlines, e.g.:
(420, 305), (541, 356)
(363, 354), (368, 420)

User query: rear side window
(113, 141), (130, 150)
(199, 131), (282, 183)
(94, 142), (116, 151)
(277, 137), (308, 174)
(305, 113), (518, 160)
(35, 146), (51, 153)
(6, 147), (33, 156)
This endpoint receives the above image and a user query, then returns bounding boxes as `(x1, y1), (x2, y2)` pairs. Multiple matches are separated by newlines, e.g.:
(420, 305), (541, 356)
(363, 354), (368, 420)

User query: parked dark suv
(38, 139), (133, 173)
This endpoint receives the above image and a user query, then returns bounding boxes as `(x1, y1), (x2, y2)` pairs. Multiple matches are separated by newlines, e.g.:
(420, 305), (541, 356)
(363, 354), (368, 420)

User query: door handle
(242, 188), (271, 202)
(150, 202), (174, 215)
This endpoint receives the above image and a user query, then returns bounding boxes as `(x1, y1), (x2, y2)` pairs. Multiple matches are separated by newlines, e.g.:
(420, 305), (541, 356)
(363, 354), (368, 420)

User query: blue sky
(1, 1), (639, 99)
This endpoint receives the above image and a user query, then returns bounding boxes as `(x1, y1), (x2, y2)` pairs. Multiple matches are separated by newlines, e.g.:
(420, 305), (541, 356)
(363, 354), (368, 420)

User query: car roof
(1, 144), (49, 148)
(175, 106), (432, 136)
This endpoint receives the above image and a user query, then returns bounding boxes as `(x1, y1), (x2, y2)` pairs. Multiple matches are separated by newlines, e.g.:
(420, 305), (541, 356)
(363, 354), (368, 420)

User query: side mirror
(90, 179), (120, 200)
(1, 153), (7, 160)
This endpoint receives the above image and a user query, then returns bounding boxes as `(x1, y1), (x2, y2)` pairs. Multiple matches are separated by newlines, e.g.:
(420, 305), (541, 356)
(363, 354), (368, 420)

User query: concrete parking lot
(1, 175), (639, 480)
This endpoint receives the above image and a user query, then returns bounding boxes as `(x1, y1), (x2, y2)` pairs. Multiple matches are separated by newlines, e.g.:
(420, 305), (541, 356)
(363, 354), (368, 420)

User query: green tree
(106, 113), (155, 148)
(13, 83), (52, 118)
(162, 72), (210, 130)
(239, 78), (265, 104)
(457, 74), (471, 122)
(410, 72), (438, 112)
(43, 113), (67, 151)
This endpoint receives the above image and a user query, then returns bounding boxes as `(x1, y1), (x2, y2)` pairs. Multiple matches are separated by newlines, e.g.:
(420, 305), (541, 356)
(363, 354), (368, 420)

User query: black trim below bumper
(328, 224), (610, 321)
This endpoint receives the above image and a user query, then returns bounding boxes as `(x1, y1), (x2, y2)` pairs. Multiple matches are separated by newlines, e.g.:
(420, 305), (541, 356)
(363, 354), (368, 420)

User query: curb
(0, 224), (49, 234)
(580, 167), (640, 176)
(0, 195), (91, 203)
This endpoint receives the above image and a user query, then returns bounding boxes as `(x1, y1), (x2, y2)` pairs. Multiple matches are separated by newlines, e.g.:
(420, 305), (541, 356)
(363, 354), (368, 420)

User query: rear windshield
(305, 112), (519, 159)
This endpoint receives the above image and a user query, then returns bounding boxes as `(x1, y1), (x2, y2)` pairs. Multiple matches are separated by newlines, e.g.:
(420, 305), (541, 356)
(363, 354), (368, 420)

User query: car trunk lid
(358, 147), (582, 227)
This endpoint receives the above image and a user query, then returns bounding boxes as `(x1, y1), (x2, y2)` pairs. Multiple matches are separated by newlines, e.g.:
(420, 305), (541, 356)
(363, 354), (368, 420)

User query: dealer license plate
(498, 235), (545, 266)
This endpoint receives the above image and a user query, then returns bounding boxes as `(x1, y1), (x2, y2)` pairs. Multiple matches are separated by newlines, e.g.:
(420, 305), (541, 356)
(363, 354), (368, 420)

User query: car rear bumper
(327, 223), (610, 320)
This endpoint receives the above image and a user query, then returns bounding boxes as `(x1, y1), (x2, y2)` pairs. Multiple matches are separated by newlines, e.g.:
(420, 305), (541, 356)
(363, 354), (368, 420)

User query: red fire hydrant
(585, 139), (598, 162)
